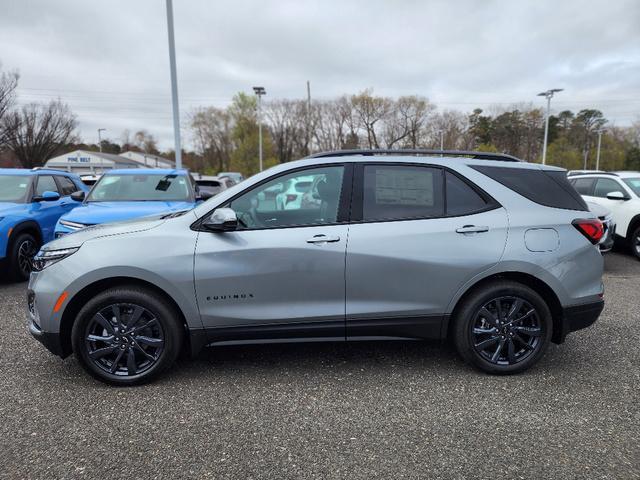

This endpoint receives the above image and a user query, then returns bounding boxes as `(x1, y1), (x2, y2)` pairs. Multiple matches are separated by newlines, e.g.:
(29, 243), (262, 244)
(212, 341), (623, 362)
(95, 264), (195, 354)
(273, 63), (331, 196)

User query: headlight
(32, 247), (79, 272)
(59, 219), (86, 230)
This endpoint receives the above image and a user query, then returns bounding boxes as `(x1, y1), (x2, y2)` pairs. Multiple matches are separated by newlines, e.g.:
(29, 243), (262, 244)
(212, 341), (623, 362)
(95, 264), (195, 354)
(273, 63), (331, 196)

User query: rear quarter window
(472, 166), (588, 211)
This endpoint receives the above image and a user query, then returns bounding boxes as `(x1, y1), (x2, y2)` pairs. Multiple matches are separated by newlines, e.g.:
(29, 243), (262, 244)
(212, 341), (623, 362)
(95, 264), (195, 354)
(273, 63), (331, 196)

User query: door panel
(345, 208), (509, 338)
(194, 225), (348, 337)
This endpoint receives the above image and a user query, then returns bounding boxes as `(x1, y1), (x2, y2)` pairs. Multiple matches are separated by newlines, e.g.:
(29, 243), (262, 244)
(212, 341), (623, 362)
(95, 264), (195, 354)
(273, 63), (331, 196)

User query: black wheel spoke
(89, 345), (118, 359)
(491, 338), (506, 362)
(513, 333), (534, 350)
(110, 349), (125, 373)
(479, 307), (498, 326)
(514, 326), (542, 337)
(111, 305), (121, 325)
(475, 336), (500, 349)
(93, 313), (115, 334)
(507, 339), (515, 363)
(87, 334), (115, 344)
(473, 327), (497, 335)
(130, 319), (158, 334)
(134, 343), (157, 362)
(506, 299), (523, 321)
(135, 335), (164, 348)
(126, 306), (145, 331)
(126, 348), (137, 375)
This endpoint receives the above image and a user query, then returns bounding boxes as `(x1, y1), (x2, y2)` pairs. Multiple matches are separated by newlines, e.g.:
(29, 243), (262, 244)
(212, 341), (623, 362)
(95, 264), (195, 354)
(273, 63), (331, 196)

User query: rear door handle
(456, 225), (489, 234)
(307, 234), (340, 244)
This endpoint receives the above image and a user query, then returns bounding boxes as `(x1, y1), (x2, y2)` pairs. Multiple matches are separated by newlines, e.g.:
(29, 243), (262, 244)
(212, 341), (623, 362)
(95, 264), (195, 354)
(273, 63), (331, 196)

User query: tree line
(1, 64), (639, 174)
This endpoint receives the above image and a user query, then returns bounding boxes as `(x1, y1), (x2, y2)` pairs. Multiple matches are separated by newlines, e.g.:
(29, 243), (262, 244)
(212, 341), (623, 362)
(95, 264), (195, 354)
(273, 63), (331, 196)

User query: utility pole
(596, 129), (606, 171)
(165, 0), (182, 168)
(97, 128), (106, 153)
(253, 86), (266, 171)
(440, 131), (444, 151)
(537, 88), (563, 165)
(306, 80), (311, 155)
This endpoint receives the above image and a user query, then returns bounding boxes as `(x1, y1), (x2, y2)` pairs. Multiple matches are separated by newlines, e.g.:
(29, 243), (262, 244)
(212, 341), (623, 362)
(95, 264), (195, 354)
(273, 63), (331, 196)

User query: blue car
(54, 169), (207, 238)
(0, 168), (88, 280)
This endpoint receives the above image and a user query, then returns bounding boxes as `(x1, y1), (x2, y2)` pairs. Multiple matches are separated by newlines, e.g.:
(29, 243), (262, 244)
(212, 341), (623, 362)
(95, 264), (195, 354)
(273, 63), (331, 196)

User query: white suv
(568, 171), (640, 259)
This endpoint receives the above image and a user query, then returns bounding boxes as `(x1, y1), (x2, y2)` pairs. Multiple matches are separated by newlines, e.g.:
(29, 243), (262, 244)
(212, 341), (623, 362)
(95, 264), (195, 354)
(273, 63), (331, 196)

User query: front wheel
(71, 286), (183, 386)
(630, 226), (640, 260)
(8, 232), (39, 281)
(452, 281), (552, 374)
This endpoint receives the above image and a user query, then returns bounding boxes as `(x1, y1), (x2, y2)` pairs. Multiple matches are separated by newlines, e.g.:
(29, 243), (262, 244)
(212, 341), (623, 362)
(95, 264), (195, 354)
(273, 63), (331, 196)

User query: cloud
(1, 0), (638, 149)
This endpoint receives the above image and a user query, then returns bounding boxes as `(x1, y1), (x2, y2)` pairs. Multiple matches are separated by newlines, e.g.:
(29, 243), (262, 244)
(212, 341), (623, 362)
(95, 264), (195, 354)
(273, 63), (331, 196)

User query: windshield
(0, 175), (31, 203)
(86, 173), (191, 202)
(623, 178), (640, 197)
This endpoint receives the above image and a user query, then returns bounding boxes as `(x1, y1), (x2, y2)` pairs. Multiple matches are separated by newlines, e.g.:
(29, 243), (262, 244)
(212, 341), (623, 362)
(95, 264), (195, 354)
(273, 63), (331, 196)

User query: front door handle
(306, 234), (340, 244)
(456, 225), (489, 234)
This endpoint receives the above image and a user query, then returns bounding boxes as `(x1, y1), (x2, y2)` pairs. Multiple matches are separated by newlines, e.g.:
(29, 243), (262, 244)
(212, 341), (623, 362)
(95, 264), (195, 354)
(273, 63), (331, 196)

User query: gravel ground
(0, 252), (639, 479)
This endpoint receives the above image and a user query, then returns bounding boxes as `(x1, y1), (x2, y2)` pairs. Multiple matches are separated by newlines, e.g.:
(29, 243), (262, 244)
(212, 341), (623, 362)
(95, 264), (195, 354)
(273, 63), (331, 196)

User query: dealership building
(44, 150), (174, 174)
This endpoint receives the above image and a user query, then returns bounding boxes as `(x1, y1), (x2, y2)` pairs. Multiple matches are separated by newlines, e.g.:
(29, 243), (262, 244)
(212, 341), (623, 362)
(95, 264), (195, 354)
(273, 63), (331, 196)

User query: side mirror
(70, 190), (85, 202)
(202, 208), (238, 232)
(606, 191), (629, 201)
(197, 190), (214, 201)
(33, 190), (60, 202)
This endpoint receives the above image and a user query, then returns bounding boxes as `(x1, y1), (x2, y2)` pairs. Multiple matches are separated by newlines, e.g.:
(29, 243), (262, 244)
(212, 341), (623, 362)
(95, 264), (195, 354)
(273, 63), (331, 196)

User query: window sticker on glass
(375, 169), (434, 206)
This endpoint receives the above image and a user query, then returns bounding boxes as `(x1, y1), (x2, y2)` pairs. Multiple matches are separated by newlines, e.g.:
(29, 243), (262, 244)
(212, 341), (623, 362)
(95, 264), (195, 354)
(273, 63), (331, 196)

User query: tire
(629, 226), (640, 260)
(8, 232), (39, 281)
(71, 286), (184, 386)
(452, 280), (552, 375)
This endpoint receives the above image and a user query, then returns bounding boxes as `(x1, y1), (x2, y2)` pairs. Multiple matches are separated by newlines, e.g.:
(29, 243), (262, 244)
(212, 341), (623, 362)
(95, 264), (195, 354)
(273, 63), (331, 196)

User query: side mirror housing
(202, 208), (238, 232)
(70, 190), (85, 202)
(33, 190), (60, 202)
(606, 191), (629, 201)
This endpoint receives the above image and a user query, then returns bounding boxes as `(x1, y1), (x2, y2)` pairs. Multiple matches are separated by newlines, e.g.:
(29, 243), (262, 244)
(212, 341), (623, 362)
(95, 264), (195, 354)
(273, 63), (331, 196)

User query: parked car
(80, 174), (101, 186)
(217, 172), (244, 185)
(54, 169), (209, 237)
(586, 201), (615, 253)
(275, 176), (315, 210)
(28, 149), (604, 385)
(0, 168), (87, 280)
(194, 175), (230, 197)
(568, 171), (640, 259)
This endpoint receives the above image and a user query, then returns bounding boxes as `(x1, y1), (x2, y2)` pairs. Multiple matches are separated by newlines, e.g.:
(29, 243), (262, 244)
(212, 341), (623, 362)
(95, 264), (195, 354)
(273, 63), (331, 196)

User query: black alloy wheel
(72, 286), (183, 385)
(470, 296), (542, 365)
(631, 226), (640, 260)
(453, 280), (552, 374)
(9, 232), (39, 281)
(84, 303), (165, 377)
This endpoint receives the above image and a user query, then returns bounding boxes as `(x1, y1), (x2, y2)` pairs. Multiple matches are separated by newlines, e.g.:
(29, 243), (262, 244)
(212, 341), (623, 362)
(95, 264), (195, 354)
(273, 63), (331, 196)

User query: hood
(62, 201), (195, 225)
(0, 202), (23, 215)
(45, 214), (171, 251)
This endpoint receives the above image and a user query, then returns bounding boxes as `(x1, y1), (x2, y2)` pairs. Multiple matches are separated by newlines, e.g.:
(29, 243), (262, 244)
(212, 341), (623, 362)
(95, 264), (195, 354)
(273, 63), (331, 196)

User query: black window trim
(191, 163), (354, 232)
(350, 161), (501, 225)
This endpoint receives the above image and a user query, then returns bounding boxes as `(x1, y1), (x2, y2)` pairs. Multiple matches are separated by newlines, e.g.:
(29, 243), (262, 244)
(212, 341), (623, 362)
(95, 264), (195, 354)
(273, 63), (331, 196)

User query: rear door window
(570, 177), (596, 195)
(55, 176), (78, 196)
(362, 165), (444, 221)
(445, 171), (490, 216)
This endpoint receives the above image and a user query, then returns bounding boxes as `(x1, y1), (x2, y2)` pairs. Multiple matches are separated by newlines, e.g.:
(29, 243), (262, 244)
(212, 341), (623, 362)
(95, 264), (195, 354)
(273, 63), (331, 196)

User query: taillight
(572, 219), (604, 244)
(285, 194), (297, 204)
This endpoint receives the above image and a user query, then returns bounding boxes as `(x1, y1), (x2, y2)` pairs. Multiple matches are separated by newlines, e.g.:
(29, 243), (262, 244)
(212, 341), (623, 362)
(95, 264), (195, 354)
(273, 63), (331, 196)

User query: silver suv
(28, 150), (605, 385)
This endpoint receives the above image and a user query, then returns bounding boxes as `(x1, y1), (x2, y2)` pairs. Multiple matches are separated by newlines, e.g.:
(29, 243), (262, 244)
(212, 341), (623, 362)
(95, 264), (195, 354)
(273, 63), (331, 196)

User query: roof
(308, 149), (523, 162)
(44, 150), (140, 166)
(106, 168), (189, 175)
(613, 171), (640, 178)
(120, 151), (176, 166)
(0, 168), (79, 176)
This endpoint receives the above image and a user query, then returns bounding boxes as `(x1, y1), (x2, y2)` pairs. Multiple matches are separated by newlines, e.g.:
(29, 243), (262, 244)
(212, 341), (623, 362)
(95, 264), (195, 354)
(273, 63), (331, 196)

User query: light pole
(537, 88), (563, 165)
(97, 128), (106, 152)
(596, 129), (606, 171)
(253, 86), (266, 172)
(165, 0), (182, 169)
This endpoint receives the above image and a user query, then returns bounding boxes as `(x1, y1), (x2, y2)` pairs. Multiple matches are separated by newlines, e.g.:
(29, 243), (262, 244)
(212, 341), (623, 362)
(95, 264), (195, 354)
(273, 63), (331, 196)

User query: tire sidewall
(71, 287), (182, 386)
(9, 232), (38, 281)
(454, 281), (553, 374)
(630, 227), (640, 260)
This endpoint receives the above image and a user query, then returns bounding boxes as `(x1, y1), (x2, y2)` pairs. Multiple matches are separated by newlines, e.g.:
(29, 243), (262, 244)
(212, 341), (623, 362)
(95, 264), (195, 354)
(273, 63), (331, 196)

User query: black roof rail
(307, 149), (523, 162)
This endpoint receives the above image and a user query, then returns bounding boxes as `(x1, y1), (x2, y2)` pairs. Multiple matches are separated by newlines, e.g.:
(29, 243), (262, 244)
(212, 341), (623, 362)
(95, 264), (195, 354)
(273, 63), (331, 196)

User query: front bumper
(554, 299), (604, 343)
(29, 317), (65, 357)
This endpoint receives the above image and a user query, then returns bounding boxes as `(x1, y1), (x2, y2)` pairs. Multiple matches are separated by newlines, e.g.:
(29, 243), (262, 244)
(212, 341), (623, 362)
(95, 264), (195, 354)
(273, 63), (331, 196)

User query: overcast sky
(1, 0), (639, 150)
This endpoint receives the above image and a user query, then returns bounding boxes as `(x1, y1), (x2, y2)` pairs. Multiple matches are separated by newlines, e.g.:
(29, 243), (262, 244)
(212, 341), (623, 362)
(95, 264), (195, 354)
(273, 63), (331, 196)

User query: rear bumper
(554, 300), (604, 343)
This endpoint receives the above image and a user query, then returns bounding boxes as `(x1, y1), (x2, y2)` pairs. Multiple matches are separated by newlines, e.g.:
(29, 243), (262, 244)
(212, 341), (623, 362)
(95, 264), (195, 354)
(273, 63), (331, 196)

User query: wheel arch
(8, 220), (43, 247)
(59, 276), (191, 358)
(447, 271), (565, 344)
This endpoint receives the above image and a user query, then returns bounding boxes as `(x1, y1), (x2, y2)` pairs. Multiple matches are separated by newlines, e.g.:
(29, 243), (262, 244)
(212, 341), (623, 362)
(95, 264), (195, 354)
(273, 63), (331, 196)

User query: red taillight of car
(285, 194), (297, 204)
(572, 219), (604, 244)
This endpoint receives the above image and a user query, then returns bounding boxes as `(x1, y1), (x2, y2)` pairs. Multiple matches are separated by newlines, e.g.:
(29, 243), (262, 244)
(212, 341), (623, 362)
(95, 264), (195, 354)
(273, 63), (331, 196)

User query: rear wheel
(71, 286), (183, 386)
(630, 226), (640, 260)
(453, 281), (552, 374)
(8, 232), (39, 281)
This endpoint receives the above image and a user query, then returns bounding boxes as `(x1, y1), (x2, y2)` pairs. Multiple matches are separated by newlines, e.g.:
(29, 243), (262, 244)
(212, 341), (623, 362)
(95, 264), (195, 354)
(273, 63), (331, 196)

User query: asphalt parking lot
(1, 253), (639, 479)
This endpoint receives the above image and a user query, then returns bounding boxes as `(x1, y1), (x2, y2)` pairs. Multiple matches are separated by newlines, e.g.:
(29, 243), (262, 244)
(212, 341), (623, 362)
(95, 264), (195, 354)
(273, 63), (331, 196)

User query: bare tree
(264, 99), (306, 163)
(382, 95), (434, 148)
(351, 89), (390, 149)
(0, 66), (19, 146)
(2, 100), (76, 168)
(133, 130), (159, 154)
(190, 106), (233, 172)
